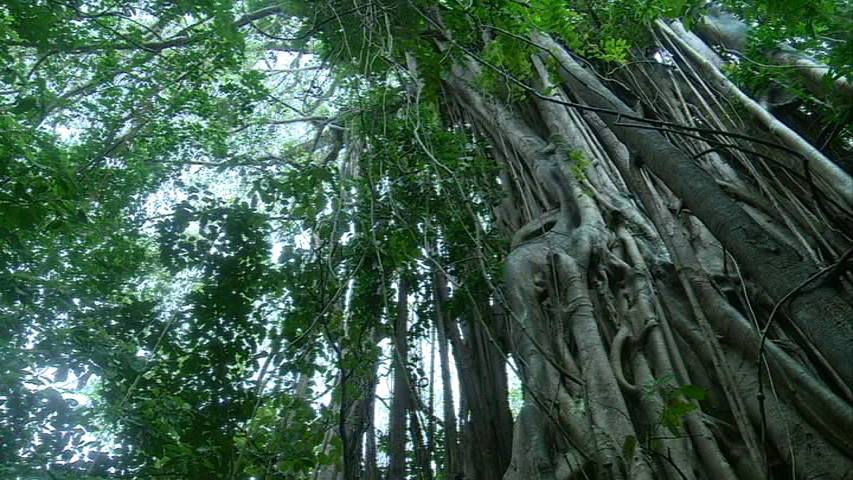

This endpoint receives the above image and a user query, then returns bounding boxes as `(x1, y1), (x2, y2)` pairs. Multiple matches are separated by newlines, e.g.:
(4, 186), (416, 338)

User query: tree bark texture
(430, 25), (853, 480)
(333, 10), (853, 480)
(388, 277), (411, 480)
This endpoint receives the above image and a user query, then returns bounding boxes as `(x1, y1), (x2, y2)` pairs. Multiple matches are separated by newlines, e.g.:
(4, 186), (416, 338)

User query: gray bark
(388, 277), (410, 480)
(695, 4), (853, 99)
(432, 269), (461, 479)
(535, 33), (853, 386)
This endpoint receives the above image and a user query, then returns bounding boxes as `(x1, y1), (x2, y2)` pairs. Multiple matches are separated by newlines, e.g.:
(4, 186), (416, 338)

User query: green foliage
(528, 0), (587, 47)
(0, 0), (839, 478)
(597, 38), (631, 64)
(721, 0), (852, 117)
(0, 0), (295, 475)
(645, 380), (708, 434)
(478, 35), (533, 99)
(569, 148), (593, 182)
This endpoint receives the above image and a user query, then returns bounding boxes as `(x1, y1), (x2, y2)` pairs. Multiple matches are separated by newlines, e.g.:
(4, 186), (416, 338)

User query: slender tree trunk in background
(363, 377), (380, 480)
(443, 294), (513, 480)
(339, 370), (362, 480)
(318, 143), (393, 480)
(425, 327), (436, 473)
(316, 146), (359, 480)
(355, 289), (384, 480)
(463, 311), (513, 480)
(431, 269), (460, 479)
(340, 339), (382, 480)
(315, 426), (343, 480)
(408, 405), (433, 480)
(318, 336), (380, 480)
(388, 277), (410, 480)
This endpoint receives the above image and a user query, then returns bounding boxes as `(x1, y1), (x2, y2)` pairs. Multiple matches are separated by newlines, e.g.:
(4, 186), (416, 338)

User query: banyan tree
(1, 1), (851, 479)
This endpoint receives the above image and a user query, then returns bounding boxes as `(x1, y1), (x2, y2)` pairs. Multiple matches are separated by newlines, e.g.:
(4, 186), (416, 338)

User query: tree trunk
(432, 269), (461, 479)
(432, 26), (853, 478)
(534, 32), (853, 385)
(316, 7), (853, 479)
(409, 406), (433, 480)
(388, 277), (411, 480)
(695, 4), (853, 100)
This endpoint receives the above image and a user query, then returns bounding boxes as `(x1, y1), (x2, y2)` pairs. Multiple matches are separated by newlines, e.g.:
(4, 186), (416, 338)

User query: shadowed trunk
(432, 268), (460, 479)
(388, 277), (411, 480)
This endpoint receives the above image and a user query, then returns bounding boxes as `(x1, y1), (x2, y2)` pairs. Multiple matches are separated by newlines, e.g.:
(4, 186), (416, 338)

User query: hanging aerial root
(609, 321), (660, 396)
(655, 19), (853, 211)
(610, 324), (639, 395)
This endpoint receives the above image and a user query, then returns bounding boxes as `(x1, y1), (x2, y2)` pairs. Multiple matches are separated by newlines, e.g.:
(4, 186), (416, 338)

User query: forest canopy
(1, 0), (851, 479)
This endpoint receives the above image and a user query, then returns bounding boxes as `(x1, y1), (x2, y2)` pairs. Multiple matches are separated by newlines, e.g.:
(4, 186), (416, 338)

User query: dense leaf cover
(1, 0), (850, 479)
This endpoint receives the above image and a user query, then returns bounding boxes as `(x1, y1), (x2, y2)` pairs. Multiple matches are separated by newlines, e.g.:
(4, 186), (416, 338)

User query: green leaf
(677, 384), (707, 401)
(662, 399), (698, 432)
(622, 435), (637, 462)
(12, 96), (38, 114)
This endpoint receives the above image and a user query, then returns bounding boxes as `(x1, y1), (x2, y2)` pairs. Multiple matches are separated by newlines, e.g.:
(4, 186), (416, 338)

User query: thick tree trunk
(534, 33), (853, 386)
(429, 25), (853, 478)
(325, 9), (853, 479)
(656, 20), (853, 209)
(408, 407), (433, 480)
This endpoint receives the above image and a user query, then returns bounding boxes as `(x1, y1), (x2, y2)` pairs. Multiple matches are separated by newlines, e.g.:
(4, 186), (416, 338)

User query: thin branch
(430, 18), (813, 168)
(5, 6), (284, 53)
(247, 3), (378, 43)
(229, 115), (332, 134)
